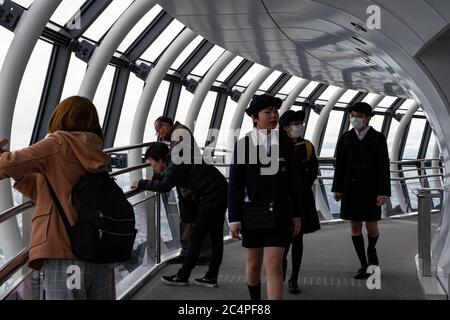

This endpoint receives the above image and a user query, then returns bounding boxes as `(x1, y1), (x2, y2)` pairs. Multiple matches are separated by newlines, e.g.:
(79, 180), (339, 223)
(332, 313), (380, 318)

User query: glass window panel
(216, 56), (243, 82)
(338, 89), (359, 103)
(403, 169), (421, 210)
(370, 115), (384, 132)
(143, 81), (170, 141)
(239, 112), (254, 139)
(362, 93), (378, 104)
(60, 53), (87, 100)
(398, 99), (417, 112)
(114, 75), (144, 147)
(426, 132), (437, 159)
(290, 105), (302, 112)
(236, 63), (264, 87)
(378, 95), (397, 109)
(278, 76), (302, 95)
(318, 85), (340, 101)
(50, 0), (86, 26)
(258, 70), (282, 92)
(140, 20), (184, 62)
(11, 40), (52, 150)
(11, 0), (33, 8)
(402, 118), (426, 159)
(0, 28), (14, 68)
(216, 98), (236, 149)
(93, 66), (115, 127)
(174, 87), (194, 124)
(193, 92), (217, 148)
(299, 81), (320, 98)
(387, 117), (400, 154)
(304, 109), (319, 141)
(320, 111), (344, 157)
(190, 46), (225, 77)
(117, 4), (162, 52)
(83, 0), (134, 41)
(170, 35), (204, 70)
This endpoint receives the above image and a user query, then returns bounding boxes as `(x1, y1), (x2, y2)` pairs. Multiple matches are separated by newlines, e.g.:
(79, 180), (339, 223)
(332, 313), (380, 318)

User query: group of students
(0, 93), (390, 300)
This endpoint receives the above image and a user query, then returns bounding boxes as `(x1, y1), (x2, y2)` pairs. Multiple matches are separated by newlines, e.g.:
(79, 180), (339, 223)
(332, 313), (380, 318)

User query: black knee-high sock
(290, 234), (303, 282)
(352, 235), (368, 268)
(367, 234), (379, 253)
(247, 283), (261, 301)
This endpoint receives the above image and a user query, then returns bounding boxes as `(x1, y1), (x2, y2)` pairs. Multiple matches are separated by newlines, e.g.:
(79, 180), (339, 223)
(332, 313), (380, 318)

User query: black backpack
(46, 172), (137, 263)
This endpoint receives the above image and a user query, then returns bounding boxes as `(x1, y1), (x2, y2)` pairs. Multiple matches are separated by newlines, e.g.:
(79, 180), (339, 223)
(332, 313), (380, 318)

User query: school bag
(46, 172), (137, 263)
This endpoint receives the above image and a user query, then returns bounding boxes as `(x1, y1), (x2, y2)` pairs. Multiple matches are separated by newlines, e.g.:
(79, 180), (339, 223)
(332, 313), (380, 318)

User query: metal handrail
(103, 142), (153, 154)
(0, 201), (34, 224)
(0, 248), (29, 288)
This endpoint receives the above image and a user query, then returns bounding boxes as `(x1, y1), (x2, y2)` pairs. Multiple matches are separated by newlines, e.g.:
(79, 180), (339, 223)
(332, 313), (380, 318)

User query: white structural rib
(0, 0), (62, 260)
(128, 28), (196, 182)
(185, 51), (236, 131)
(278, 78), (310, 116)
(78, 0), (156, 99)
(390, 101), (419, 213)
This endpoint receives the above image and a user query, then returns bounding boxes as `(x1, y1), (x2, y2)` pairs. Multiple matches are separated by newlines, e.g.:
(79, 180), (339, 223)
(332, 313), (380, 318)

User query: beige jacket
(0, 131), (109, 270)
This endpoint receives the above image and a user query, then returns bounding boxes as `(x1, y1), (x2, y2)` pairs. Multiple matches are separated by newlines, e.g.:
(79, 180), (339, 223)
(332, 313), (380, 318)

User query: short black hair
(144, 142), (169, 162)
(155, 116), (173, 126)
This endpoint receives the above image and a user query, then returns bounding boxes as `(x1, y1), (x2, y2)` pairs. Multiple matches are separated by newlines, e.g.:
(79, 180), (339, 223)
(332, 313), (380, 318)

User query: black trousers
(177, 207), (226, 280)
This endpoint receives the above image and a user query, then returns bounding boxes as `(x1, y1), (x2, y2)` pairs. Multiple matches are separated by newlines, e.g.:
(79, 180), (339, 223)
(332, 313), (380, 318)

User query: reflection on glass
(426, 133), (437, 159)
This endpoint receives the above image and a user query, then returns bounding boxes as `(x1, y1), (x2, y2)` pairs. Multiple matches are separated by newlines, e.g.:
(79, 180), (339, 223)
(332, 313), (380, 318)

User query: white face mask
(289, 124), (303, 138)
(350, 117), (365, 130)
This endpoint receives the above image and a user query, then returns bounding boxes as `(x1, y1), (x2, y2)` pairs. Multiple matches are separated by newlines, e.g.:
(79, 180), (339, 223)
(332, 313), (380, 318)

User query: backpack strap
(45, 177), (72, 234)
(304, 139), (313, 161)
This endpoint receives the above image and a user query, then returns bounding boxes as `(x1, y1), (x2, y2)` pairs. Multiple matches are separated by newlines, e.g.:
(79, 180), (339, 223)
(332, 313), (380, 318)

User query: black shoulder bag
(240, 136), (277, 232)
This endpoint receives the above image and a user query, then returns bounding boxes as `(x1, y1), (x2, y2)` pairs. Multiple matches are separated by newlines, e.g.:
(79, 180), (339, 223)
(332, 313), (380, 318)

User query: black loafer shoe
(288, 279), (301, 294)
(354, 267), (370, 279)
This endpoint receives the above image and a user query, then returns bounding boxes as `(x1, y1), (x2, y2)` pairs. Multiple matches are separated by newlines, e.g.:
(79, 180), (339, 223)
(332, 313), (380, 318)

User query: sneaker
(288, 279), (301, 294)
(168, 255), (185, 264)
(193, 276), (218, 288)
(353, 267), (370, 280)
(161, 274), (188, 286)
(367, 249), (379, 266)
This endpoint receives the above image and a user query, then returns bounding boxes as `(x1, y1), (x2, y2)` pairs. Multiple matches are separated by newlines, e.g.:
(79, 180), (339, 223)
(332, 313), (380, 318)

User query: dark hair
(155, 116), (173, 126)
(144, 142), (170, 162)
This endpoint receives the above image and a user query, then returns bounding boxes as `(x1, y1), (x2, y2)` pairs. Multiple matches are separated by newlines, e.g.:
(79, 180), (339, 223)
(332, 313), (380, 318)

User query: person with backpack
(279, 110), (320, 294)
(131, 142), (228, 287)
(0, 96), (115, 300)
